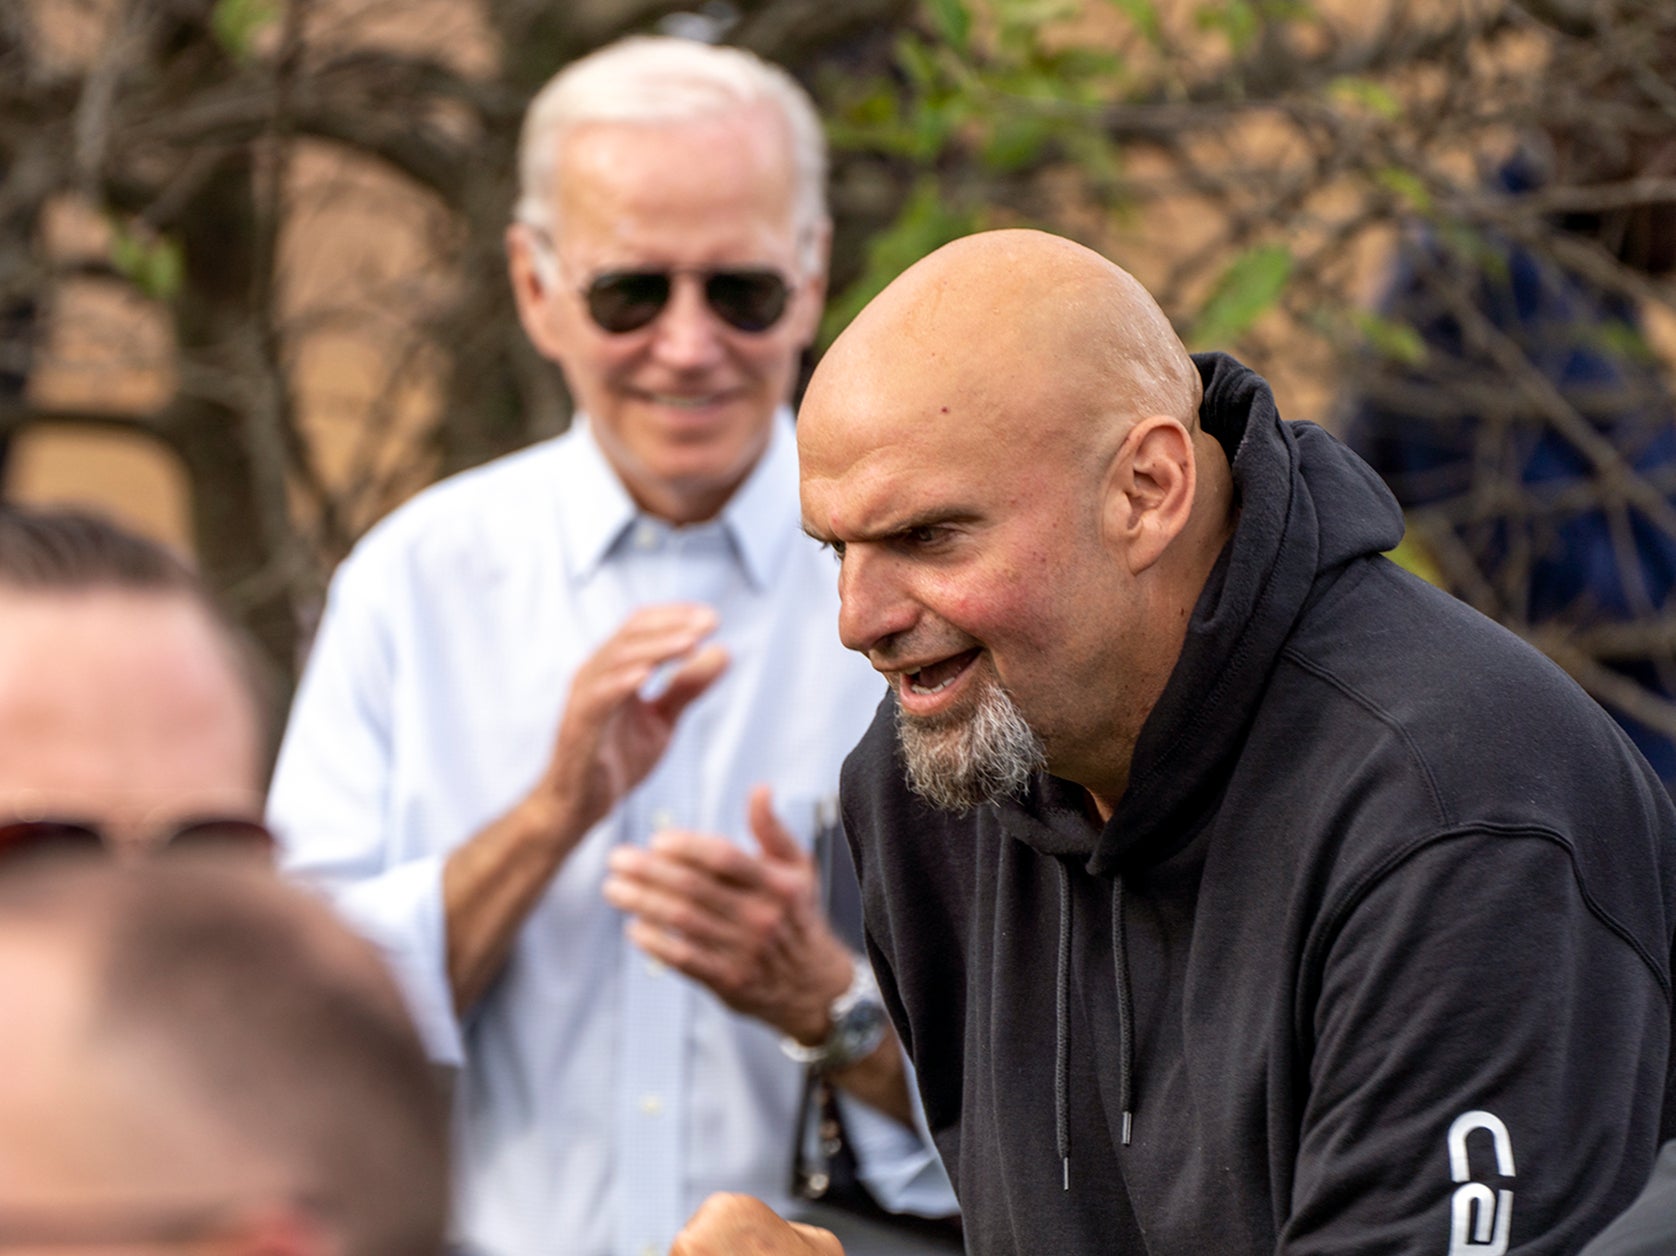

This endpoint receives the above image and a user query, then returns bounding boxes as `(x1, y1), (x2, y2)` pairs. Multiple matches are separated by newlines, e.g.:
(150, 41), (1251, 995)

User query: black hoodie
(840, 354), (1676, 1254)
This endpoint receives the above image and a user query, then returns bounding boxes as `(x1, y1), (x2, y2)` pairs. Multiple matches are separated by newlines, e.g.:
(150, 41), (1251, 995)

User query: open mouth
(905, 648), (981, 695)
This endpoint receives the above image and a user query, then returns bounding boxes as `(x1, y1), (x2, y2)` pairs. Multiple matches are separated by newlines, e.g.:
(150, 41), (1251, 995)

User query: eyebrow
(803, 509), (983, 546)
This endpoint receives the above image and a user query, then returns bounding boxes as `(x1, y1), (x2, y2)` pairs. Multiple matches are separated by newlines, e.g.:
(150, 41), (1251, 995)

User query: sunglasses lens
(706, 271), (790, 332)
(164, 818), (278, 862)
(586, 270), (791, 334)
(0, 820), (105, 865)
(586, 272), (671, 334)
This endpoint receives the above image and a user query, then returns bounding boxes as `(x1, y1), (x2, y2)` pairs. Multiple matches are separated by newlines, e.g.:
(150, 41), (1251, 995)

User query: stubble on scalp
(896, 679), (1046, 813)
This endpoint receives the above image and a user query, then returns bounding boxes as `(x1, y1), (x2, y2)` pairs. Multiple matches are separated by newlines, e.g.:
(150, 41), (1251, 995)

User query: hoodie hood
(1004, 352), (1403, 873)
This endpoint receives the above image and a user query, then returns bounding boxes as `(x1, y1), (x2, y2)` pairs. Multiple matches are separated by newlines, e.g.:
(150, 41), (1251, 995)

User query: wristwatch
(780, 957), (889, 1073)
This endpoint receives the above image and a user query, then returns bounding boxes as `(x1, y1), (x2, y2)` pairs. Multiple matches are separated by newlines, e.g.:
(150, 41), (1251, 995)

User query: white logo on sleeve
(1447, 1109), (1516, 1256)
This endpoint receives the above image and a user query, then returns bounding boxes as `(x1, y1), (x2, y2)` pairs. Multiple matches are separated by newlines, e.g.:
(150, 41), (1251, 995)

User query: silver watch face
(829, 996), (888, 1065)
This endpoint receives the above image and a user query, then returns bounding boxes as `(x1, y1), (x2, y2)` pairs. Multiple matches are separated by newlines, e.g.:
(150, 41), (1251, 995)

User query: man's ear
(787, 218), (833, 350)
(1103, 416), (1196, 575)
(505, 222), (568, 365)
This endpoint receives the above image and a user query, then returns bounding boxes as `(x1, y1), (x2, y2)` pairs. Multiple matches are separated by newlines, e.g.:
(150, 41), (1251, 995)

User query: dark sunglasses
(0, 817), (277, 865)
(582, 268), (793, 335)
(0, 1193), (332, 1247)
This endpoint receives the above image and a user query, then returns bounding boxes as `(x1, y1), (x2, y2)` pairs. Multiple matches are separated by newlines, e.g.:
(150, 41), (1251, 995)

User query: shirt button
(639, 1093), (664, 1116)
(634, 521), (659, 550)
(650, 809), (675, 832)
(645, 956), (666, 977)
(640, 1245), (659, 1256)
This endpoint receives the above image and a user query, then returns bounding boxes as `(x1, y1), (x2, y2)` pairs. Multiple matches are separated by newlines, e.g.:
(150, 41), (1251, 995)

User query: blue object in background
(1343, 154), (1676, 788)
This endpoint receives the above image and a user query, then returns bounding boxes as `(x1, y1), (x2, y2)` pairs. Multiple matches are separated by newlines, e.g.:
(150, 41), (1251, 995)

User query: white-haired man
(270, 35), (951, 1256)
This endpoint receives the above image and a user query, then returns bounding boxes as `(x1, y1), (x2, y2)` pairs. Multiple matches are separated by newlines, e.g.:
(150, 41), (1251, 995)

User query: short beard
(897, 677), (1046, 813)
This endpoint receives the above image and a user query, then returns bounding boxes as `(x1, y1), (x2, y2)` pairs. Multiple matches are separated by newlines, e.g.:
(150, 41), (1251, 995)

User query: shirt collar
(554, 419), (641, 581)
(718, 408), (800, 592)
(555, 409), (800, 591)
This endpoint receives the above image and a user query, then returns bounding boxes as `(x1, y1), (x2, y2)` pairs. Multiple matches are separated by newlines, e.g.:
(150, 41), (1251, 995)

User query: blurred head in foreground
(0, 858), (449, 1255)
(0, 506), (271, 864)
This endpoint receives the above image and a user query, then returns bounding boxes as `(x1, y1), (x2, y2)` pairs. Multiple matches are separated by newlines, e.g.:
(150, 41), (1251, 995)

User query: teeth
(909, 672), (958, 695)
(650, 393), (719, 409)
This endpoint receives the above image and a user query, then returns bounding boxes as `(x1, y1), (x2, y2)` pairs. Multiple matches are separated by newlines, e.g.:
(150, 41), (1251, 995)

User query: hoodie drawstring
(1055, 863), (1137, 1192)
(1113, 879), (1134, 1146)
(1054, 859), (1072, 1190)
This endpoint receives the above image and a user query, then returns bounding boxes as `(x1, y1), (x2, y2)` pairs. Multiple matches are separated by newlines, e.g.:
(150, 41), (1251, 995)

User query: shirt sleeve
(267, 547), (466, 1067)
(1282, 829), (1669, 1255)
(838, 1043), (959, 1217)
(1579, 1141), (1676, 1256)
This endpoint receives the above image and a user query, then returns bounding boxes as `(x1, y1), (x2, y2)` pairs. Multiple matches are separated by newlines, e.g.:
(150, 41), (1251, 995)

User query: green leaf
(1061, 127), (1124, 190)
(990, 0), (1082, 59)
(1328, 75), (1403, 121)
(1375, 167), (1431, 212)
(928, 0), (973, 52)
(995, 0), (1083, 30)
(108, 221), (183, 303)
(1385, 528), (1446, 588)
(1353, 309), (1428, 367)
(1262, 0), (1317, 21)
(211, 0), (279, 60)
(982, 110), (1055, 172)
(840, 85), (900, 129)
(1436, 222), (1505, 280)
(907, 99), (956, 161)
(1593, 319), (1657, 364)
(109, 230), (147, 281)
(1192, 244), (1293, 346)
(895, 32), (940, 95)
(1040, 46), (1123, 86)
(824, 78), (919, 157)
(1194, 0), (1260, 52)
(146, 238), (184, 302)
(1103, 0), (1163, 44)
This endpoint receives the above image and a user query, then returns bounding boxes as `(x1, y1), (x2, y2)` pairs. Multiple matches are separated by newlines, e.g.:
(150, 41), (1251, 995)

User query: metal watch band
(780, 955), (888, 1072)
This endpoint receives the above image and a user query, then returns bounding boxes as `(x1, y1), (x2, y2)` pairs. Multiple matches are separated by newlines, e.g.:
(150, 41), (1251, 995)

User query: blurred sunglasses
(0, 816), (277, 864)
(0, 1193), (332, 1247)
(581, 268), (793, 335)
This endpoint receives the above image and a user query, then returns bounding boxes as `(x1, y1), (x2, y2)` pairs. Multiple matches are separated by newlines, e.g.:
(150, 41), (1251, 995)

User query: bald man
(680, 229), (1676, 1253)
(0, 858), (448, 1255)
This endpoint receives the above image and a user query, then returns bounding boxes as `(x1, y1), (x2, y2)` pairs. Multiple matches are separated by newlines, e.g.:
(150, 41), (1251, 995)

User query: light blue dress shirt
(269, 414), (951, 1256)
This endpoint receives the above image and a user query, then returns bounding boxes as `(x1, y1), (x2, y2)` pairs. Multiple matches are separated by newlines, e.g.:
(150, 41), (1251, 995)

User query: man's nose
(836, 550), (917, 659)
(648, 276), (727, 370)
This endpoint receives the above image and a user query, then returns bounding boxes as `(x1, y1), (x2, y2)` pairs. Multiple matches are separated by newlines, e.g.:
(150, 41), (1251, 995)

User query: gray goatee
(897, 677), (1046, 812)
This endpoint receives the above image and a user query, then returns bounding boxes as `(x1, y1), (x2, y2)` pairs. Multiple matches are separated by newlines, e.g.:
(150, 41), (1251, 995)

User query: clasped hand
(531, 601), (854, 1043)
(602, 784), (854, 1044)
